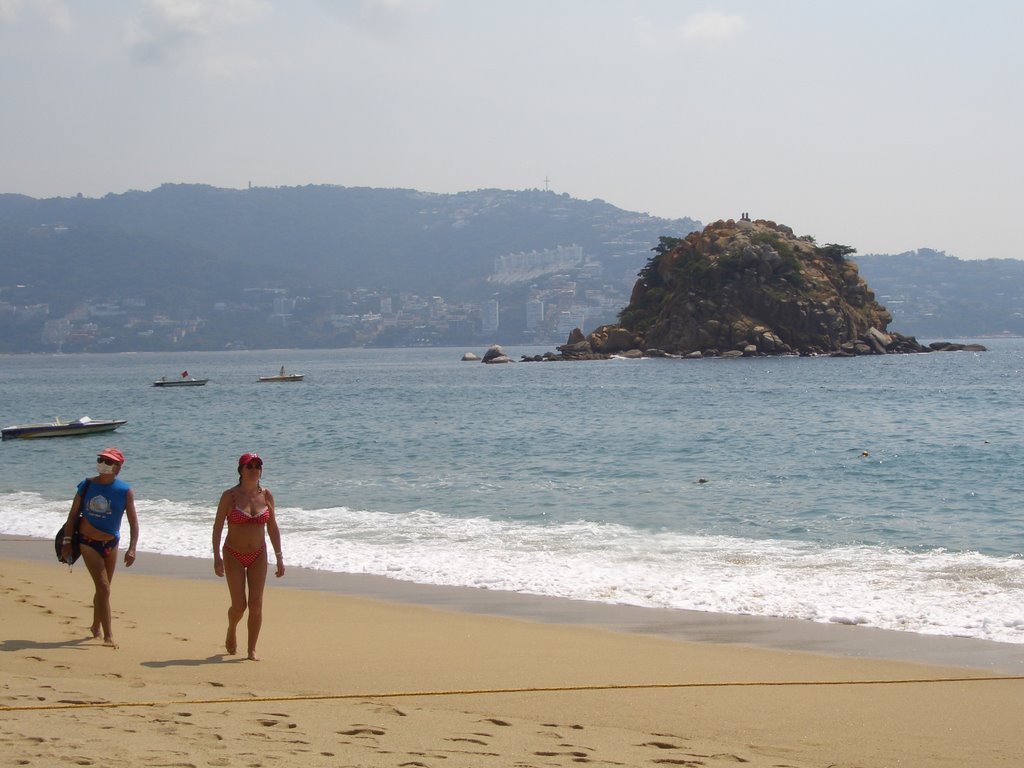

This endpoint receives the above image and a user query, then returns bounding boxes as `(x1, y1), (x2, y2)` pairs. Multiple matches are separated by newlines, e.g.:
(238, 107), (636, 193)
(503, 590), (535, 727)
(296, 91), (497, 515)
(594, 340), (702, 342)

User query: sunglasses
(97, 457), (118, 466)
(243, 461), (263, 469)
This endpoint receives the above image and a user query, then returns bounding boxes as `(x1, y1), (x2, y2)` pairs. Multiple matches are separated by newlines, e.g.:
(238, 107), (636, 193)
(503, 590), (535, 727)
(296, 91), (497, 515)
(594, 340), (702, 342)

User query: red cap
(98, 447), (125, 465)
(238, 452), (262, 468)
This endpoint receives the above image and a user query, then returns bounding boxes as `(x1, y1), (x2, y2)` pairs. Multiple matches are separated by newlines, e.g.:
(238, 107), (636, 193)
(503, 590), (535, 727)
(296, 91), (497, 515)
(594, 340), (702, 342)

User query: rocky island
(526, 215), (985, 361)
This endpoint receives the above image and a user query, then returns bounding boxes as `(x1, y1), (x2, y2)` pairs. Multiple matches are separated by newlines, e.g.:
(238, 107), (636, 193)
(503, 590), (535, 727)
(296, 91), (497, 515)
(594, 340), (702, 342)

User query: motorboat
(2, 416), (127, 440)
(153, 370), (209, 387)
(153, 376), (208, 387)
(258, 366), (304, 383)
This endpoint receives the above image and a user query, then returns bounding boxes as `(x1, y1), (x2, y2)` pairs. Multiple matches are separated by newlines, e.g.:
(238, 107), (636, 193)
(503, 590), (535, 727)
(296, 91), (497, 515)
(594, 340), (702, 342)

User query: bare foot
(91, 624), (101, 639)
(225, 629), (237, 655)
(247, 651), (260, 661)
(103, 637), (119, 649)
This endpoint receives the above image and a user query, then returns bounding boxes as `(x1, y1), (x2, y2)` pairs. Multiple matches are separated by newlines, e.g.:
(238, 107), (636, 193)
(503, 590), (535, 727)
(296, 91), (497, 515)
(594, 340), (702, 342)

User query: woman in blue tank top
(59, 447), (139, 648)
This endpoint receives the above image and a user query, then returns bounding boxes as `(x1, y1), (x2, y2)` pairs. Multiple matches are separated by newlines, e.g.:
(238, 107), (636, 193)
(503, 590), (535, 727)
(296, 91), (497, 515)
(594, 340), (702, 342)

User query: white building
(526, 299), (545, 331)
(272, 296), (296, 327)
(555, 309), (586, 338)
(482, 299), (500, 333)
(491, 244), (584, 282)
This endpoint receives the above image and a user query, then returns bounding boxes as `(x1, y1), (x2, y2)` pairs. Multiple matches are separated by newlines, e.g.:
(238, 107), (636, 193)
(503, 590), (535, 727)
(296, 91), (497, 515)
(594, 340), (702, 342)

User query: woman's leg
(81, 544), (118, 647)
(222, 550), (248, 655)
(244, 555), (269, 660)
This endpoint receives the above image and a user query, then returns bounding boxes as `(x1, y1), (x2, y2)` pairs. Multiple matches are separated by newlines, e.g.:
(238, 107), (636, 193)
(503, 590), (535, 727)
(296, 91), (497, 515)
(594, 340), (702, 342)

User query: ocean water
(2, 343), (1024, 644)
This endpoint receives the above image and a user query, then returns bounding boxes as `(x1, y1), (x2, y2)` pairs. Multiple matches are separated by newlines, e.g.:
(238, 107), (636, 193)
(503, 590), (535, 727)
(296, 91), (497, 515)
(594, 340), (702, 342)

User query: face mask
(97, 461), (116, 475)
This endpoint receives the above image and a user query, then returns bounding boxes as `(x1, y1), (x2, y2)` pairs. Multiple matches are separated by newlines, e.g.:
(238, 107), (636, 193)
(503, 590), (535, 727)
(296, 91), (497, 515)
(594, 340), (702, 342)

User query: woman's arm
(60, 487), (84, 560)
(123, 489), (139, 567)
(212, 490), (231, 577)
(265, 488), (285, 578)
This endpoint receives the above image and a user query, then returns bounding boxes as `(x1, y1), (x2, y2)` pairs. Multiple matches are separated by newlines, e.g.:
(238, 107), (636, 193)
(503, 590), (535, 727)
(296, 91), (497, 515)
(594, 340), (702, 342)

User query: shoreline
(5, 534), (1023, 674)
(4, 536), (1024, 767)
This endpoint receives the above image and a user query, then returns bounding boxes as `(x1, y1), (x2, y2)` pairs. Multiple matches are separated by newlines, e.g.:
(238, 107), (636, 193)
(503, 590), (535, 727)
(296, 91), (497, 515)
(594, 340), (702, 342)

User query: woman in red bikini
(212, 452), (285, 660)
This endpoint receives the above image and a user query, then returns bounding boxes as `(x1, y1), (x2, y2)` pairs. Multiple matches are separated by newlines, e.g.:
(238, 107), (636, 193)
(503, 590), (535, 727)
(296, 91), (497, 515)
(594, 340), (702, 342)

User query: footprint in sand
(357, 701), (406, 717)
(533, 750), (590, 759)
(639, 738), (745, 767)
(337, 727), (386, 736)
(640, 740), (686, 749)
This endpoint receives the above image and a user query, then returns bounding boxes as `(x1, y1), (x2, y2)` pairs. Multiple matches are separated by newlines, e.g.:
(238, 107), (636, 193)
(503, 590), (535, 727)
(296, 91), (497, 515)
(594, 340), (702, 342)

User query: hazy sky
(2, 1), (1021, 259)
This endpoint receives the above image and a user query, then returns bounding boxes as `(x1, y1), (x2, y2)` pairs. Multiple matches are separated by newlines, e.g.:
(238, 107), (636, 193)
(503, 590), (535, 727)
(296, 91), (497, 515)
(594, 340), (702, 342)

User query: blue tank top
(78, 478), (130, 538)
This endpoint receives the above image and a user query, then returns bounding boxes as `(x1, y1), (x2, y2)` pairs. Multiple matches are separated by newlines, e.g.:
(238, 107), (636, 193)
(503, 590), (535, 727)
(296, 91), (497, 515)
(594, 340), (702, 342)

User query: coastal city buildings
(0, 254), (629, 352)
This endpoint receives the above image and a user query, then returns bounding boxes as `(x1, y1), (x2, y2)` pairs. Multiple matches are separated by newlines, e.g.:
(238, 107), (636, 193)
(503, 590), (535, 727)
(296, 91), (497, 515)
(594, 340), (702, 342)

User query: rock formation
(527, 216), (986, 361)
(482, 344), (513, 364)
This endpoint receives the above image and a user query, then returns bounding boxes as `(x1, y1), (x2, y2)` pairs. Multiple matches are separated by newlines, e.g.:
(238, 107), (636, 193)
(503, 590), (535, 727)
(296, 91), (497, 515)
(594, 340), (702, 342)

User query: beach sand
(2, 538), (1023, 768)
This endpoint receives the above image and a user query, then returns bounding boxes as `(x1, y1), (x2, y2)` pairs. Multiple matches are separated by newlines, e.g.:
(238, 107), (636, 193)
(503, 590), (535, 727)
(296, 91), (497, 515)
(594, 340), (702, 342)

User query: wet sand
(2, 536), (1023, 767)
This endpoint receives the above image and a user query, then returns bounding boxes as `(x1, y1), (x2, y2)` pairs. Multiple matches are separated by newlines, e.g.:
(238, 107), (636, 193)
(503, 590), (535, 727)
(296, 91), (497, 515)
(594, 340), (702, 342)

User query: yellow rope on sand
(2, 675), (1022, 713)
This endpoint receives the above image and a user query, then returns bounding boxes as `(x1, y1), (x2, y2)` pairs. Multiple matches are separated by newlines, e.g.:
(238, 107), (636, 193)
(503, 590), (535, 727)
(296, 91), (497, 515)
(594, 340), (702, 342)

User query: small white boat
(154, 370), (209, 387)
(2, 416), (127, 440)
(258, 366), (304, 383)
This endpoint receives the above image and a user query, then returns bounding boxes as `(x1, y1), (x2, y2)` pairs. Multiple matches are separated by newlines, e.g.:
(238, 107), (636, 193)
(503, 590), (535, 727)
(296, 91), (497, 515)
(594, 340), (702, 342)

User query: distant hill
(0, 184), (700, 312)
(1, 184), (1022, 352)
(854, 250), (1024, 338)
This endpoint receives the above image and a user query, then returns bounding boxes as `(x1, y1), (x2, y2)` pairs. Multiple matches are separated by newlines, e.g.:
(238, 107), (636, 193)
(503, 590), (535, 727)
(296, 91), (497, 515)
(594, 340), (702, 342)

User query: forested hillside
(1, 186), (1021, 352)
(854, 250), (1024, 337)
(0, 184), (699, 309)
(0, 184), (700, 351)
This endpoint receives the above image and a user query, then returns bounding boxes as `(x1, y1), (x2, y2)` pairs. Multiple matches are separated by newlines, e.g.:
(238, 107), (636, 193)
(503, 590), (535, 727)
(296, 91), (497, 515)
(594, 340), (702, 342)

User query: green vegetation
(750, 230), (781, 248)
(651, 236), (683, 257)
(0, 185), (700, 306)
(819, 243), (857, 261)
(855, 249), (1024, 337)
(0, 185), (702, 352)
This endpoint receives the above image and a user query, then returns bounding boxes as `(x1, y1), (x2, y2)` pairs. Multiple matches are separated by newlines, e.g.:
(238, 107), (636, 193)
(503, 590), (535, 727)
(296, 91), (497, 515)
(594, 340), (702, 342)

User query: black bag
(55, 479), (90, 565)
(55, 526), (80, 564)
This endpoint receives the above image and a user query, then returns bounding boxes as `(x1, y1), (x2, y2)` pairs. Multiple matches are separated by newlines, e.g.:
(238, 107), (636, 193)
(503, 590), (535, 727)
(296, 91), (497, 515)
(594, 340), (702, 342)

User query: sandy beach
(2, 537), (1023, 768)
